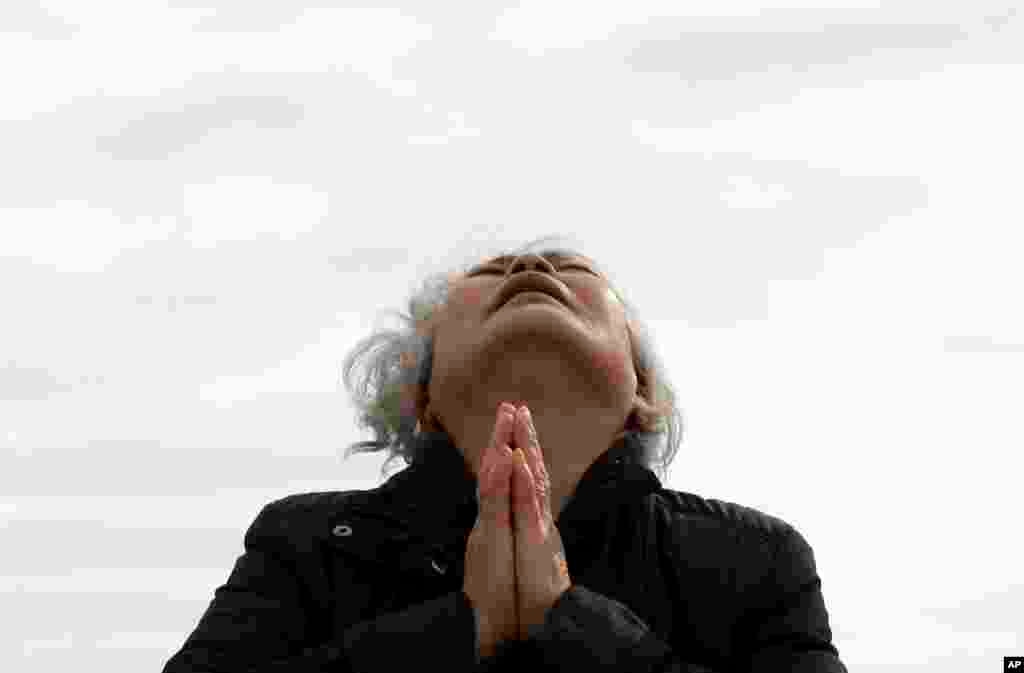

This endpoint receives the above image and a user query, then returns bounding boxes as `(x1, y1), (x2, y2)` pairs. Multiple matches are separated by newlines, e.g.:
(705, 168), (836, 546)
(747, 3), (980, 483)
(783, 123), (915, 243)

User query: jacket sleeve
(160, 502), (479, 673)
(516, 524), (849, 673)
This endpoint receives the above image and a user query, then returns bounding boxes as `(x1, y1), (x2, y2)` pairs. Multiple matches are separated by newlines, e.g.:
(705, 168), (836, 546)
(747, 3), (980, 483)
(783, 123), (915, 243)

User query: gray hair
(338, 234), (685, 483)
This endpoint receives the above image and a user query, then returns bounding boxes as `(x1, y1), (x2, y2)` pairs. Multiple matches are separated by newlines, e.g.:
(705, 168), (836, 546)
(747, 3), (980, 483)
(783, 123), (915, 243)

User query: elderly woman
(162, 235), (848, 673)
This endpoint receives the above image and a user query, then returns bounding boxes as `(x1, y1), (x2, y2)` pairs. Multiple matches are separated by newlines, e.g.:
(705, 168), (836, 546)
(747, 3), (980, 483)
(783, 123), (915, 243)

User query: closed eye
(468, 264), (597, 276)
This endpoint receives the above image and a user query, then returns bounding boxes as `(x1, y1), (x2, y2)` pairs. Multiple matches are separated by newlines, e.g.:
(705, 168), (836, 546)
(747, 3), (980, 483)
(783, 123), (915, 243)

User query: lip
(501, 291), (562, 308)
(491, 272), (572, 314)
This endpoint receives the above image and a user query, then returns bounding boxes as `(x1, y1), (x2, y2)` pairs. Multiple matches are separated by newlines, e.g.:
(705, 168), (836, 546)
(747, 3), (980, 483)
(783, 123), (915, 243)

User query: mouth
(499, 291), (563, 309)
(491, 273), (572, 314)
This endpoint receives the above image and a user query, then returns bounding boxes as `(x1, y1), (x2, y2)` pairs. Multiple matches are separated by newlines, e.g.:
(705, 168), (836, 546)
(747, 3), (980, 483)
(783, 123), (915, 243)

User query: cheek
(573, 285), (621, 311)
(463, 287), (483, 305)
(574, 286), (598, 307)
(591, 350), (628, 385)
(445, 274), (486, 309)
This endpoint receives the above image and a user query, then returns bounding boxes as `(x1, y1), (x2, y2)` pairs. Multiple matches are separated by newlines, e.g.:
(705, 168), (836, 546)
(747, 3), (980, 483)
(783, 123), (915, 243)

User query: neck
(445, 399), (631, 517)
(427, 347), (639, 514)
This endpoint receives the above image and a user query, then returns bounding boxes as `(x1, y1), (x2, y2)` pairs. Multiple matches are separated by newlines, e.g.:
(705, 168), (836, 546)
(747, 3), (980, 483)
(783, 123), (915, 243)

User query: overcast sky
(2, 2), (1022, 672)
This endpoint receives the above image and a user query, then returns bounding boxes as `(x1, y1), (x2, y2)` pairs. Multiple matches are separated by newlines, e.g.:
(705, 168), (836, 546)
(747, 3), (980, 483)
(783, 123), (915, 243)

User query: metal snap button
(332, 524), (353, 537)
(430, 559), (446, 575)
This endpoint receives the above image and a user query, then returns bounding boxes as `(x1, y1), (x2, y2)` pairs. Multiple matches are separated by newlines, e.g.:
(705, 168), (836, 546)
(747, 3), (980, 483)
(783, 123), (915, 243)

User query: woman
(161, 235), (848, 672)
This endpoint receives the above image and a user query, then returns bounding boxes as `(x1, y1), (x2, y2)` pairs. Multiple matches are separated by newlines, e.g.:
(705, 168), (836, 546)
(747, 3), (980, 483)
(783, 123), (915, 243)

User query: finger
(477, 407), (516, 506)
(492, 448), (515, 529)
(493, 406), (518, 453)
(500, 406), (519, 448)
(515, 407), (548, 484)
(510, 447), (543, 544)
(477, 444), (494, 486)
(513, 407), (531, 465)
(480, 445), (515, 529)
(480, 406), (516, 477)
(515, 407), (551, 516)
(555, 551), (571, 583)
(475, 455), (493, 505)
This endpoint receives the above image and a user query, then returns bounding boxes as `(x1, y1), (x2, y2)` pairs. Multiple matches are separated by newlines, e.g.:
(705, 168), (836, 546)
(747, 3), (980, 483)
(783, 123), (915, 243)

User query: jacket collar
(328, 431), (665, 582)
(344, 430), (664, 539)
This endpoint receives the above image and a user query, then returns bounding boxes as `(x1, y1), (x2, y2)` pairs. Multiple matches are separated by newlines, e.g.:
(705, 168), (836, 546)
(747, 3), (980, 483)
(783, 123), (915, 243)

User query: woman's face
(425, 251), (638, 454)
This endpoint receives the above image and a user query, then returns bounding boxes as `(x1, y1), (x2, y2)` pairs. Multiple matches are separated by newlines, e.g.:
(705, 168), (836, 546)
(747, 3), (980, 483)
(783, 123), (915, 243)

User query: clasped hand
(472, 402), (573, 644)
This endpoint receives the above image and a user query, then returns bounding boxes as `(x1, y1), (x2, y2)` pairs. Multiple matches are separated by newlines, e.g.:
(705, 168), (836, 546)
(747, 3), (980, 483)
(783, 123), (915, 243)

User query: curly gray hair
(338, 234), (685, 483)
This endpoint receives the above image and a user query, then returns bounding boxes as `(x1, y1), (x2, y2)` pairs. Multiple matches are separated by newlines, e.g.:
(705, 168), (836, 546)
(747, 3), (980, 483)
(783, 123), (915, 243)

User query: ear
(627, 402), (642, 430)
(417, 395), (447, 435)
(629, 367), (671, 433)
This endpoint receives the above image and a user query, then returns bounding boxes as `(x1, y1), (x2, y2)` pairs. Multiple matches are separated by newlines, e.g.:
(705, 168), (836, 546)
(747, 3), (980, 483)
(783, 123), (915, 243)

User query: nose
(505, 253), (556, 276)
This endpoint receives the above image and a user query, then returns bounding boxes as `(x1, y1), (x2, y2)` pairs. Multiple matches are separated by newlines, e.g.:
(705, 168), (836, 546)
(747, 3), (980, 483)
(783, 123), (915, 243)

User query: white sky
(2, 1), (1022, 671)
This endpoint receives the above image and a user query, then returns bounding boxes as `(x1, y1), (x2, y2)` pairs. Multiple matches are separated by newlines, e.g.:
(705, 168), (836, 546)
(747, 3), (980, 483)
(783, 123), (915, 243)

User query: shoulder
(651, 487), (807, 550)
(262, 489), (366, 515)
(241, 489), (371, 546)
(645, 489), (827, 604)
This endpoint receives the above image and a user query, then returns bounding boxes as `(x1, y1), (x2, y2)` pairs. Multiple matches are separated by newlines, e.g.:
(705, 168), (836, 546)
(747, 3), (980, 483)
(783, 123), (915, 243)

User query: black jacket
(162, 430), (848, 672)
